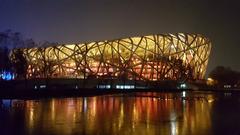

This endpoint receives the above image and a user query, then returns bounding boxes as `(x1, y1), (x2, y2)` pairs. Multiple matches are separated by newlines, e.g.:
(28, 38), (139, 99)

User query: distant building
(10, 33), (211, 81)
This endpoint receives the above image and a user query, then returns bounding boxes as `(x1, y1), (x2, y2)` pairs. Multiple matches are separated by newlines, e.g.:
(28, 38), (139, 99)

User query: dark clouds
(0, 0), (239, 74)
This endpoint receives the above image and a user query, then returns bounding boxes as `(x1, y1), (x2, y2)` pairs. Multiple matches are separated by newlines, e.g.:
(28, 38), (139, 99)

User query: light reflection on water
(1, 92), (240, 135)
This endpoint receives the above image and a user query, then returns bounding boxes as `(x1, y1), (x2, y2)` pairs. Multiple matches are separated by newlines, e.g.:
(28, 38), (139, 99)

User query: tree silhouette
(209, 66), (240, 86)
(0, 47), (11, 72)
(10, 49), (28, 79)
(0, 30), (36, 80)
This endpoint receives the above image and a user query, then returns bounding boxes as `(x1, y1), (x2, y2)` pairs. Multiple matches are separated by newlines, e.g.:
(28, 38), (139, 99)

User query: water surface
(1, 91), (240, 135)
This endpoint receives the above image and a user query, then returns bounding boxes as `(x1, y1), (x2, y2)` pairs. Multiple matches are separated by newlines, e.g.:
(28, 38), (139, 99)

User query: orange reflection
(4, 92), (214, 135)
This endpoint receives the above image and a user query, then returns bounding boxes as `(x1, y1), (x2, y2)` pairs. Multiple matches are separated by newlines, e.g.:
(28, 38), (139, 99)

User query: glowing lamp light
(207, 78), (215, 86)
(179, 83), (187, 89)
(182, 91), (186, 98)
(0, 71), (15, 81)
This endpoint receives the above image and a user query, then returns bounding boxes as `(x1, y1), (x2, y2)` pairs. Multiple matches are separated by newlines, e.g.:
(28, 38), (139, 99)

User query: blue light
(2, 99), (11, 108)
(0, 71), (15, 80)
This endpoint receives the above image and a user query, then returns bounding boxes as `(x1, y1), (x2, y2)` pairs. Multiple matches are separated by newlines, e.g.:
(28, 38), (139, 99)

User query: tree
(209, 66), (240, 86)
(10, 49), (28, 79)
(0, 30), (24, 49)
(0, 47), (11, 71)
(0, 30), (41, 80)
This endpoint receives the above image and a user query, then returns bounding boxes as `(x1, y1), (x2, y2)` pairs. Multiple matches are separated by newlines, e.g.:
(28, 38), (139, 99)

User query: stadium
(11, 33), (211, 82)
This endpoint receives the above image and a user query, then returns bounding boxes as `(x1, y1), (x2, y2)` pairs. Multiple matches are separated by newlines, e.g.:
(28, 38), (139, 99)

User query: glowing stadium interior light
(11, 33), (211, 81)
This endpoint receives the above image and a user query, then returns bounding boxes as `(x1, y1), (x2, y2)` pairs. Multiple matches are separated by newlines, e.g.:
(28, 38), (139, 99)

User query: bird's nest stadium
(10, 33), (211, 81)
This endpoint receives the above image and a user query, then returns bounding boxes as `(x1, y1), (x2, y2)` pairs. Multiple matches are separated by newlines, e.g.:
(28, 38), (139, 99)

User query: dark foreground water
(1, 91), (240, 135)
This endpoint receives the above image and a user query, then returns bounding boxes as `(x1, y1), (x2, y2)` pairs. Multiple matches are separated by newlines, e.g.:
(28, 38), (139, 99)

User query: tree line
(209, 66), (240, 87)
(0, 30), (55, 80)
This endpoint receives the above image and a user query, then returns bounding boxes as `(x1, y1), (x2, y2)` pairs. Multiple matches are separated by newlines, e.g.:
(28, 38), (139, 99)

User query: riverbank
(0, 78), (239, 99)
(1, 87), (240, 99)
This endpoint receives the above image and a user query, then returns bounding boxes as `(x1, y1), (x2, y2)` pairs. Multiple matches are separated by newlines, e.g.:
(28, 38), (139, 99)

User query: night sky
(0, 0), (239, 75)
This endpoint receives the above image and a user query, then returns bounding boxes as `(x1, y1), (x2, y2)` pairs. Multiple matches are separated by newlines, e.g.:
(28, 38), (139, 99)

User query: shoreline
(0, 79), (239, 99)
(0, 87), (239, 99)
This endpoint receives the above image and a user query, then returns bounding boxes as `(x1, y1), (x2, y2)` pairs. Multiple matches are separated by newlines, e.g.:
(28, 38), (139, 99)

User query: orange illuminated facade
(11, 33), (211, 81)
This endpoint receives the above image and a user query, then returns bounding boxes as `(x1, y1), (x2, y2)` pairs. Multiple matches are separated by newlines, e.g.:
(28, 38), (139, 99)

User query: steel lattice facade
(11, 33), (211, 81)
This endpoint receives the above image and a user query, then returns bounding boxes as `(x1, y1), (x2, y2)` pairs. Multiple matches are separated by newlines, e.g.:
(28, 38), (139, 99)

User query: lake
(1, 91), (240, 135)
